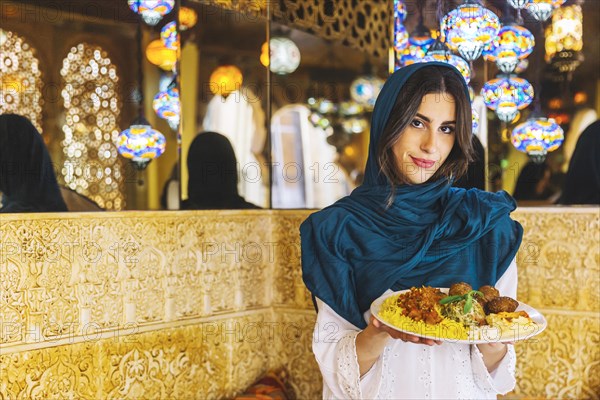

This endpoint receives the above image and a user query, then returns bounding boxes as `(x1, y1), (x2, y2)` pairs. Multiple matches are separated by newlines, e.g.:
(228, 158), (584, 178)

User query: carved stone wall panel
(100, 324), (230, 400)
(0, 340), (100, 398)
(228, 313), (272, 397)
(513, 210), (600, 312)
(509, 313), (599, 399)
(271, 212), (313, 309)
(272, 0), (391, 58)
(272, 310), (321, 399)
(0, 209), (598, 398)
(195, 0), (391, 59)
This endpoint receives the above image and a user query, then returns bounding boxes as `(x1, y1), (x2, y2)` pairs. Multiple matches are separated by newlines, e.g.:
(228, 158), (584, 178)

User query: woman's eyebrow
(415, 113), (456, 125)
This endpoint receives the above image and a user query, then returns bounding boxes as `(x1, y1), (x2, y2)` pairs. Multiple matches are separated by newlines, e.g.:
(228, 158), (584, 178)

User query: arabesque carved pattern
(0, 209), (597, 398)
(196, 0), (391, 58)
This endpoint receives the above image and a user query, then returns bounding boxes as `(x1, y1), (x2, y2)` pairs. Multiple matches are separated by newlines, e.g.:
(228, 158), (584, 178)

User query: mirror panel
(179, 1), (269, 209)
(0, 0), (181, 210)
(269, 22), (387, 209)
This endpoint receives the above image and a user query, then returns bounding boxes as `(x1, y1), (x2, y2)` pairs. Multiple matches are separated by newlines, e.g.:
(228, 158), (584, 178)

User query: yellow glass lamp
(146, 39), (178, 71)
(260, 42), (269, 67)
(209, 65), (243, 97)
(545, 4), (583, 73)
(179, 7), (198, 31)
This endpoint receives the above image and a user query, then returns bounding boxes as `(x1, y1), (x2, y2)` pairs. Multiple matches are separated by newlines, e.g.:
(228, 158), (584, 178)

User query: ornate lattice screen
(60, 43), (125, 210)
(0, 29), (43, 132)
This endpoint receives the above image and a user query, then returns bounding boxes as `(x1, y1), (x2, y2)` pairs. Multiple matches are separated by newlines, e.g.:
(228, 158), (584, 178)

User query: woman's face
(392, 92), (457, 184)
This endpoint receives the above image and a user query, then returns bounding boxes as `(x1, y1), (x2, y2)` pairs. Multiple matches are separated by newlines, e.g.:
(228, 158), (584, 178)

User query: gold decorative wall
(0, 29), (43, 132)
(0, 208), (598, 399)
(60, 43), (125, 211)
(196, 0), (392, 58)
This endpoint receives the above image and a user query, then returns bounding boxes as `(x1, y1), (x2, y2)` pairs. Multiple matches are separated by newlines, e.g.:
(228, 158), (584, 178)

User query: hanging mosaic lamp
(422, 41), (471, 84)
(545, 4), (584, 73)
(127, 0), (175, 26)
(399, 21), (435, 67)
(350, 75), (384, 109)
(393, 0), (408, 52)
(153, 88), (180, 130)
(511, 117), (564, 162)
(508, 0), (529, 22)
(481, 77), (534, 122)
(526, 0), (566, 22)
(394, 0), (407, 23)
(146, 39), (177, 71)
(117, 117), (166, 169)
(486, 24), (535, 74)
(508, 0), (529, 8)
(160, 21), (179, 51)
(515, 59), (529, 74)
(441, 0), (500, 61)
(394, 21), (409, 53)
(269, 37), (301, 75)
(179, 7), (198, 31)
(209, 65), (243, 97)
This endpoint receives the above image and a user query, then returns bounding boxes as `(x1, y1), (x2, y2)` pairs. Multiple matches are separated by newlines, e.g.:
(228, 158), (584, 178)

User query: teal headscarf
(300, 62), (523, 329)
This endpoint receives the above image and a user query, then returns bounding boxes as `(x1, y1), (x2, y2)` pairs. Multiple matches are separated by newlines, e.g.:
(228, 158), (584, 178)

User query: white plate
(370, 289), (547, 344)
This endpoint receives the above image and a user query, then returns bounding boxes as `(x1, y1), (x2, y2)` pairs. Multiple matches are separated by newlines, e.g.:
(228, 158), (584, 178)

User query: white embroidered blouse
(312, 259), (518, 399)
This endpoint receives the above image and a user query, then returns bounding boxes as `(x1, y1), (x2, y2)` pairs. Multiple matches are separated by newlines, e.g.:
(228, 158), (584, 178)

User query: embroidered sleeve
(471, 344), (517, 394)
(313, 298), (385, 399)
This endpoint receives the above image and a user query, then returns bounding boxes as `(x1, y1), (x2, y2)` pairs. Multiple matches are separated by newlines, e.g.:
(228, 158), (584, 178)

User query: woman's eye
(440, 126), (455, 134)
(411, 119), (424, 128)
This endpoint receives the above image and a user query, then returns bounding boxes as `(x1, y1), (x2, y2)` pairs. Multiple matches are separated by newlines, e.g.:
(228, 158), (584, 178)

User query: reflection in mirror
(177, 1), (269, 209)
(269, 22), (387, 209)
(0, 0), (180, 211)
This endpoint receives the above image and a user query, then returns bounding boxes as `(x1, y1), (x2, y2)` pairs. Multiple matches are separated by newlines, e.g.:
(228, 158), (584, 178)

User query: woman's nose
(420, 131), (437, 153)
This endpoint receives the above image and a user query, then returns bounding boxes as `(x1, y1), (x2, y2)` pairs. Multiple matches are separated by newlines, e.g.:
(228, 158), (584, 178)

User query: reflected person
(0, 114), (67, 213)
(182, 131), (260, 210)
(559, 120), (600, 205)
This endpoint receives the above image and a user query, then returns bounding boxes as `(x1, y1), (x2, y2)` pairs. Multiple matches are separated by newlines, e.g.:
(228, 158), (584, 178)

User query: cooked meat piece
(449, 282), (472, 296)
(486, 296), (519, 314)
(478, 285), (500, 304)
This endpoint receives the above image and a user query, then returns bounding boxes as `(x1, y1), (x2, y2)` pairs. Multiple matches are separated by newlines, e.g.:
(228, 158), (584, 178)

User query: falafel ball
(486, 296), (519, 314)
(449, 282), (472, 296)
(478, 285), (500, 304)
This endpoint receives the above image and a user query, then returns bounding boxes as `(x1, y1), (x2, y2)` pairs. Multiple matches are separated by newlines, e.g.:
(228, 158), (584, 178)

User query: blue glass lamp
(441, 0), (501, 61)
(526, 0), (566, 22)
(153, 88), (180, 130)
(398, 18), (434, 67)
(511, 117), (564, 163)
(160, 21), (179, 50)
(117, 117), (166, 170)
(485, 24), (535, 74)
(422, 40), (471, 84)
(128, 0), (175, 26)
(482, 77), (534, 122)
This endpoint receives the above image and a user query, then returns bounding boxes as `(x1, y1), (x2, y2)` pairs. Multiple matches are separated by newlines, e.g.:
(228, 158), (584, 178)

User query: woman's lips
(410, 156), (435, 169)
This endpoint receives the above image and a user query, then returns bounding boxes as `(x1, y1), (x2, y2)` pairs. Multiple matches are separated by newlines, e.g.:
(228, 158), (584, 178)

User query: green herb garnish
(439, 290), (484, 314)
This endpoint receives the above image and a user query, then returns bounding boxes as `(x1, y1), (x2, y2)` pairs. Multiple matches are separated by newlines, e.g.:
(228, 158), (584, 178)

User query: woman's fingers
(370, 316), (441, 346)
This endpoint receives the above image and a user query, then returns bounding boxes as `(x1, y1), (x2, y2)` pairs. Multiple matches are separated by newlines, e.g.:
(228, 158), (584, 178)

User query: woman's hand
(356, 315), (442, 376)
(477, 342), (512, 372)
(370, 315), (442, 346)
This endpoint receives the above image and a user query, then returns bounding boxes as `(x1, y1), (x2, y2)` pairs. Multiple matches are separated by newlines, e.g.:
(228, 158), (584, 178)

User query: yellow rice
(378, 293), (470, 341)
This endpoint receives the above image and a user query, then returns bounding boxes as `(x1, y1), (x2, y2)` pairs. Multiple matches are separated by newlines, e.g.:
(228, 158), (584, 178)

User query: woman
(0, 114), (67, 213)
(182, 131), (260, 210)
(512, 161), (554, 203)
(558, 119), (600, 205)
(300, 63), (523, 398)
